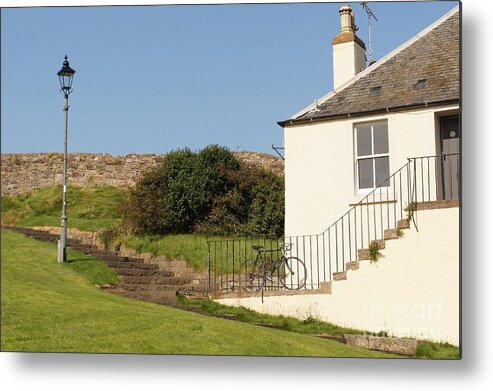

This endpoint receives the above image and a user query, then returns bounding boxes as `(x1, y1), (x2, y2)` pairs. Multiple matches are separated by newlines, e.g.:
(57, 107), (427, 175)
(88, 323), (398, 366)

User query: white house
(217, 5), (460, 345)
(280, 5), (459, 239)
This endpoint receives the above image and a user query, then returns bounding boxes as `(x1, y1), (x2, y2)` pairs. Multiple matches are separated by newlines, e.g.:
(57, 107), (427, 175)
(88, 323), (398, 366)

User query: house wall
(217, 207), (460, 345)
(284, 104), (459, 237)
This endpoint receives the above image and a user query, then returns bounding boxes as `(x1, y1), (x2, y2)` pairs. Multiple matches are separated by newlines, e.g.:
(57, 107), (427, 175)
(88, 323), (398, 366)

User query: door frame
(435, 112), (460, 200)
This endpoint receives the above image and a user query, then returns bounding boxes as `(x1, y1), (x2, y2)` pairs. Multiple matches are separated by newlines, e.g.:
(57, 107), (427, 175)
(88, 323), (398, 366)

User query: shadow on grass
(65, 258), (93, 263)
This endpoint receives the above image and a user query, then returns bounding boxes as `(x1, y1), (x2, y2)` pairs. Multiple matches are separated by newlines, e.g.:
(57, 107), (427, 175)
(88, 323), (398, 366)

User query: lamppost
(57, 55), (76, 263)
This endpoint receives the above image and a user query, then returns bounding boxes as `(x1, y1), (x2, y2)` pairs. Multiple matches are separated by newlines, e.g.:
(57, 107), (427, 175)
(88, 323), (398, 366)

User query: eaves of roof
(278, 98), (460, 127)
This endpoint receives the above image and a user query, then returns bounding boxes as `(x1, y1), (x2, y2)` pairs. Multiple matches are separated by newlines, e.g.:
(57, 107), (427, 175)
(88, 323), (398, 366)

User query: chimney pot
(339, 5), (356, 33)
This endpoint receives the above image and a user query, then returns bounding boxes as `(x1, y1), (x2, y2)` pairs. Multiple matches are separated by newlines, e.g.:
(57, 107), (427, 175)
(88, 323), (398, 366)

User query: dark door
(440, 116), (460, 200)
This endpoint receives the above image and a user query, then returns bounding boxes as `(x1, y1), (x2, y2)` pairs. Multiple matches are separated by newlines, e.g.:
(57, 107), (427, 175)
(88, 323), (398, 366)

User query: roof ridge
(289, 5), (459, 120)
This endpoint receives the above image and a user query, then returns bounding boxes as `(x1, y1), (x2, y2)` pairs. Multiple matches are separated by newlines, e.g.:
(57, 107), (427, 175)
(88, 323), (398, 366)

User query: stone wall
(1, 152), (284, 196)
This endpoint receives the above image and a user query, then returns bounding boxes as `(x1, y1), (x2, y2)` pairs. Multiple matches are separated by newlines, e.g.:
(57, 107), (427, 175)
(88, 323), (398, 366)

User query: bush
(122, 168), (169, 235)
(247, 172), (285, 239)
(161, 148), (212, 233)
(194, 189), (246, 236)
(160, 146), (240, 233)
(121, 144), (284, 238)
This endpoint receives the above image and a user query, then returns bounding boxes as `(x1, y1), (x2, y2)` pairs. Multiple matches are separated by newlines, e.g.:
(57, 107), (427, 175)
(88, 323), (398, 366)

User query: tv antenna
(361, 2), (378, 64)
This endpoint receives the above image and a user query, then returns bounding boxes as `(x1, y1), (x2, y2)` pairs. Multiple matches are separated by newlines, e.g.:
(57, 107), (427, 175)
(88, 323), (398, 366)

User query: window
(369, 86), (381, 96)
(355, 121), (389, 192)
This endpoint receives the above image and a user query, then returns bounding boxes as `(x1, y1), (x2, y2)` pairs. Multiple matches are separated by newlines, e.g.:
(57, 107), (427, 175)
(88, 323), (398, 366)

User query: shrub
(122, 168), (169, 235)
(194, 189), (246, 236)
(161, 148), (211, 233)
(161, 146), (240, 233)
(121, 144), (284, 238)
(247, 172), (285, 239)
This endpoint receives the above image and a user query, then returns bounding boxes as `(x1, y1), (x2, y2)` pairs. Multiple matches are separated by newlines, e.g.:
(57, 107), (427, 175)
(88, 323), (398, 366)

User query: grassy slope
(2, 186), (241, 270)
(1, 229), (397, 357)
(1, 185), (123, 230)
(177, 297), (460, 359)
(2, 186), (269, 271)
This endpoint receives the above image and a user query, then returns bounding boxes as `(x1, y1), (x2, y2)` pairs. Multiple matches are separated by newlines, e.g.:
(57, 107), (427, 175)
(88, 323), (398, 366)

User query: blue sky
(1, 1), (458, 156)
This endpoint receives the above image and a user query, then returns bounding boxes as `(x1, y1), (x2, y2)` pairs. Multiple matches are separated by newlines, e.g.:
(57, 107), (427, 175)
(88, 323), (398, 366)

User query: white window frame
(354, 121), (390, 195)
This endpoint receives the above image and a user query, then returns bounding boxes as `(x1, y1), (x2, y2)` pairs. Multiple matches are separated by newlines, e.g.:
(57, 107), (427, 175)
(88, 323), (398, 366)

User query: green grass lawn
(1, 185), (124, 231)
(1, 185), (265, 273)
(177, 296), (460, 359)
(1, 229), (398, 357)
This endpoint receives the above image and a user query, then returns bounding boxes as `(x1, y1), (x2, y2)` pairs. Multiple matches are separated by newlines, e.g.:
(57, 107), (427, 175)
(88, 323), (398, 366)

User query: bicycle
(239, 243), (307, 291)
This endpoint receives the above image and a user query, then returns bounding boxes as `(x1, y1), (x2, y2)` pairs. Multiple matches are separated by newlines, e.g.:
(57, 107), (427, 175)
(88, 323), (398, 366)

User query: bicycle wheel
(239, 259), (265, 292)
(279, 257), (307, 290)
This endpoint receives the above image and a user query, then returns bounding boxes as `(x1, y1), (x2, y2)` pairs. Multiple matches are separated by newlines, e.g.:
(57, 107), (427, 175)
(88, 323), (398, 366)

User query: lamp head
(57, 55), (76, 96)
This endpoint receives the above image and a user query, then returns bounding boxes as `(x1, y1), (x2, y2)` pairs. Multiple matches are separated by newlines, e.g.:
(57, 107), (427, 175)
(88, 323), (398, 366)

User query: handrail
(321, 162), (410, 236)
(207, 153), (460, 292)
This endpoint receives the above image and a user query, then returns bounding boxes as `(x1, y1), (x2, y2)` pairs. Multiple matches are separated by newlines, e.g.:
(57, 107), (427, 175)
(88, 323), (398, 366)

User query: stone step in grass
(4, 226), (209, 306)
(120, 275), (191, 285)
(104, 261), (158, 270)
(88, 253), (123, 262)
(90, 249), (120, 257)
(118, 283), (188, 292)
(115, 268), (173, 277)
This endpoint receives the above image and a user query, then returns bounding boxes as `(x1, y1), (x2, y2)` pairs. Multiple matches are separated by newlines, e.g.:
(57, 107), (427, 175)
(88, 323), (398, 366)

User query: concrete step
(384, 228), (399, 240)
(371, 239), (385, 250)
(333, 271), (347, 281)
(345, 261), (359, 271)
(397, 219), (410, 229)
(359, 239), (386, 259)
(358, 249), (371, 260)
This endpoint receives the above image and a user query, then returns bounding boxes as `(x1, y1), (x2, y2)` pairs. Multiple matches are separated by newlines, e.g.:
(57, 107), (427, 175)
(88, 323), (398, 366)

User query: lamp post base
(57, 239), (66, 263)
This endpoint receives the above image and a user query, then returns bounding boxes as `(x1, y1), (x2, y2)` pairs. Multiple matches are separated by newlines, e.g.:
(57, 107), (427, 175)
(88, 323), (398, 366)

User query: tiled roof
(280, 8), (459, 126)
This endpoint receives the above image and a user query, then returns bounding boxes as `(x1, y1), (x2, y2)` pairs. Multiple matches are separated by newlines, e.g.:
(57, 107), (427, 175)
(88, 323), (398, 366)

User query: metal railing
(207, 154), (460, 294)
(408, 153), (460, 203)
(207, 238), (283, 293)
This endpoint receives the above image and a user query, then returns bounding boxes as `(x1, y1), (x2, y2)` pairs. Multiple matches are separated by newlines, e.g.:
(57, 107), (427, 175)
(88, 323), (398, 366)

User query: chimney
(332, 5), (366, 90)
